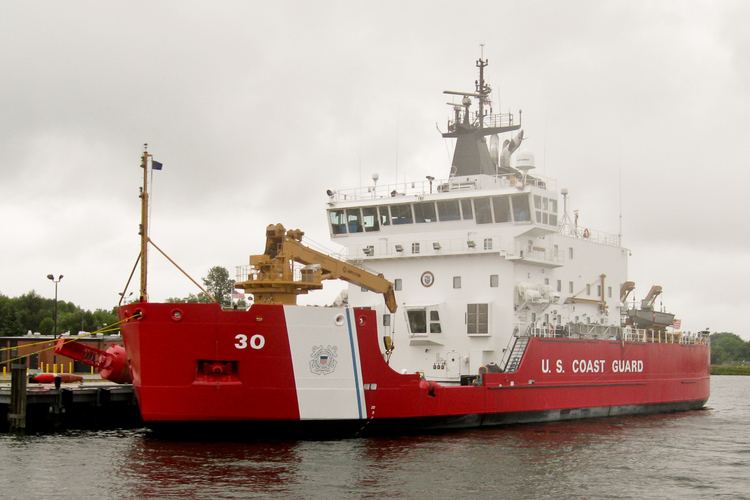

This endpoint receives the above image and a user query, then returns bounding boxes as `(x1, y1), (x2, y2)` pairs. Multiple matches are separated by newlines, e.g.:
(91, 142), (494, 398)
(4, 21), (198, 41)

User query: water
(2, 376), (749, 499)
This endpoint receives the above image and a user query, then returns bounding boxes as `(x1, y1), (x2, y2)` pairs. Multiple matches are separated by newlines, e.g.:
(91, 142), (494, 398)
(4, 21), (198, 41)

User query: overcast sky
(1, 1), (748, 338)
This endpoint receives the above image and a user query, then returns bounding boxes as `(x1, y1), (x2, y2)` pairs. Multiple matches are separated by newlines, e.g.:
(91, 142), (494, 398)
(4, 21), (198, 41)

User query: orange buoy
(31, 373), (84, 384)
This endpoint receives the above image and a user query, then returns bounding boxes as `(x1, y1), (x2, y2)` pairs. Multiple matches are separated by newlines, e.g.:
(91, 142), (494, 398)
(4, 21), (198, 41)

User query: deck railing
(519, 323), (709, 345)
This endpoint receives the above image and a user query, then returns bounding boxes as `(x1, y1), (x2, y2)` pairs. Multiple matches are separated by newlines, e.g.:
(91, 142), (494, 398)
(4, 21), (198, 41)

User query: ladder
(504, 336), (530, 373)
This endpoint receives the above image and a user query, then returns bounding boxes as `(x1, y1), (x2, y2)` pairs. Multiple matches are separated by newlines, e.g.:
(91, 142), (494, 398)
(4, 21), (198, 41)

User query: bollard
(68, 362), (73, 374)
(9, 363), (28, 432)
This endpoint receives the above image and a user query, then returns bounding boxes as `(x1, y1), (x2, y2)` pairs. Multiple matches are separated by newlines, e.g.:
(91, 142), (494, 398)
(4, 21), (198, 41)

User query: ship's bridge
(325, 172), (563, 263)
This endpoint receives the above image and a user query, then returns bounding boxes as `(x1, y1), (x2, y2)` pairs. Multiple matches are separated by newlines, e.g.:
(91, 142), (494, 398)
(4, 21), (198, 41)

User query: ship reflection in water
(1, 377), (747, 498)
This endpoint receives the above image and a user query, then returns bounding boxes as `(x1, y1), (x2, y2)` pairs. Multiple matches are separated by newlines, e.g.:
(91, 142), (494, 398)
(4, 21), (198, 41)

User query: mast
(139, 144), (150, 302)
(442, 52), (521, 177)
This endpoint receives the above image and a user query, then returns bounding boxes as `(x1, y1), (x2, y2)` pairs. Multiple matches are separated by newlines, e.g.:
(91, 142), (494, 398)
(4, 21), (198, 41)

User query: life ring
(583, 228), (590, 239)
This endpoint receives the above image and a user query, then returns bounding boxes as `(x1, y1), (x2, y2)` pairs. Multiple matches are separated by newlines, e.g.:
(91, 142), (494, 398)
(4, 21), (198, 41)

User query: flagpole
(139, 144), (150, 302)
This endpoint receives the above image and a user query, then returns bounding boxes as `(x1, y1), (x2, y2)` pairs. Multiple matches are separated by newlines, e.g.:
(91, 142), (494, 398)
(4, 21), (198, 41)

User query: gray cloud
(1, 0), (747, 337)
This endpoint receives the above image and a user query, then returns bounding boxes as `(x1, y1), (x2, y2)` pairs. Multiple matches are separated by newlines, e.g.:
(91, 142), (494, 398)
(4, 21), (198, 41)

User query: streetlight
(47, 274), (63, 372)
(47, 274), (64, 338)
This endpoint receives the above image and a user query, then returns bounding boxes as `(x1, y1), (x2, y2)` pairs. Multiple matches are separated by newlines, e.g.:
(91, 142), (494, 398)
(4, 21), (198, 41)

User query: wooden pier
(1, 370), (140, 432)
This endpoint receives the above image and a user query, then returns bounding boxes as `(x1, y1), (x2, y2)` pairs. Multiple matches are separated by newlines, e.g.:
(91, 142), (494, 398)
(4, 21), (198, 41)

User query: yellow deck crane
(236, 223), (398, 314)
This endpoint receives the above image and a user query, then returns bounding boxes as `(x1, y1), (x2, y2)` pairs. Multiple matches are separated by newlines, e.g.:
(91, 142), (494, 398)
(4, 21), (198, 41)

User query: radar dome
(514, 151), (536, 172)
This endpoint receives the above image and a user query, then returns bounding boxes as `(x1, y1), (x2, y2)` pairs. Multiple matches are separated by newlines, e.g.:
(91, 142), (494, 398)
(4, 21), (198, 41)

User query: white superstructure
(326, 172), (627, 382)
(324, 56), (629, 383)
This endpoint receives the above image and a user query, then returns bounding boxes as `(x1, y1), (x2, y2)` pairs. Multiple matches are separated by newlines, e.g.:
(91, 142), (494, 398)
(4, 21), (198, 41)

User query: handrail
(517, 322), (709, 345)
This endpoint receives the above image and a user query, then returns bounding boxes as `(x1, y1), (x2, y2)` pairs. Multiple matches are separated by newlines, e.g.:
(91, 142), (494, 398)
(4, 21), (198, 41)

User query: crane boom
(237, 224), (398, 313)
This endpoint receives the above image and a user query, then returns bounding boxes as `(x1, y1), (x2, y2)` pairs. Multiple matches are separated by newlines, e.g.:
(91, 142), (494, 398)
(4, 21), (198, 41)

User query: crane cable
(0, 313), (139, 366)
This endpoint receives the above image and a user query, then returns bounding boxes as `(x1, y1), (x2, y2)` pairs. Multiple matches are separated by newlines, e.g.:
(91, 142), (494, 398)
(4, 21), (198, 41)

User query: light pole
(47, 274), (63, 372)
(47, 274), (63, 337)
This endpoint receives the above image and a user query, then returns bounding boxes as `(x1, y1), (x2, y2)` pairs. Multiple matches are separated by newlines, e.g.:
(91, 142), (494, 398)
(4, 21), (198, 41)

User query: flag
(152, 160), (163, 170)
(672, 319), (681, 330)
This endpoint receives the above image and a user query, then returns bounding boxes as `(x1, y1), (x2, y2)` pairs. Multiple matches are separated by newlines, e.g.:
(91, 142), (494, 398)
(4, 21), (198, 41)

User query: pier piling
(8, 363), (28, 433)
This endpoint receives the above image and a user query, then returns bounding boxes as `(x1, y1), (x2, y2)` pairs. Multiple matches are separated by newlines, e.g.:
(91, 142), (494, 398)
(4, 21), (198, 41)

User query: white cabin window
(597, 285), (601, 297)
(346, 208), (363, 233)
(437, 200), (461, 221)
(390, 204), (413, 225)
(483, 238), (493, 250)
(361, 207), (379, 232)
(586, 284), (591, 296)
(569, 281), (574, 293)
(407, 310), (427, 335)
(378, 206), (390, 226)
(568, 247), (574, 259)
(411, 242), (420, 254)
(474, 198), (492, 224)
(608, 286), (612, 298)
(383, 314), (391, 326)
(413, 202), (437, 223)
(406, 307), (441, 335)
(460, 199), (473, 220)
(557, 280), (562, 292)
(492, 196), (510, 223)
(329, 209), (347, 235)
(510, 193), (531, 222)
(467, 303), (489, 334)
(429, 310), (442, 333)
(544, 278), (550, 285)
(490, 274), (499, 287)
(453, 276), (462, 289)
(394, 279), (403, 291)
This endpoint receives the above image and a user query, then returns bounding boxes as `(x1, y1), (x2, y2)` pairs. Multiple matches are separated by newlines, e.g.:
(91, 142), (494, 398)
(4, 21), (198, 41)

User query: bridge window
(378, 206), (390, 226)
(390, 204), (413, 225)
(346, 209), (363, 233)
(329, 209), (347, 235)
(437, 200), (461, 221)
(474, 198), (492, 224)
(511, 193), (531, 222)
(534, 195), (558, 226)
(492, 196), (510, 223)
(461, 199), (473, 220)
(467, 303), (489, 334)
(361, 207), (379, 232)
(413, 202), (437, 223)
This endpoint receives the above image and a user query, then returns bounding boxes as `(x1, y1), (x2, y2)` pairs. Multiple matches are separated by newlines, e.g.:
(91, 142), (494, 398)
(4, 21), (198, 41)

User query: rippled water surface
(2, 376), (749, 499)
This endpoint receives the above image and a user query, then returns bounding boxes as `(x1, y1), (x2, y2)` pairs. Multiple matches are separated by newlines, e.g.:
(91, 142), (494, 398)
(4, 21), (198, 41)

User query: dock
(0, 367), (140, 432)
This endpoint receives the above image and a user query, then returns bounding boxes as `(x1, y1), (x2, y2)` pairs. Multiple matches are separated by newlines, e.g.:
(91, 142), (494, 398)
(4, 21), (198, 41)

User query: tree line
(0, 291), (117, 337)
(709, 332), (750, 365)
(0, 267), (243, 337)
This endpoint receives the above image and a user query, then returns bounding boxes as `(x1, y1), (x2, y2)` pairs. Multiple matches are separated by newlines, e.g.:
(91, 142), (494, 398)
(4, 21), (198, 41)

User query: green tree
(202, 266), (235, 307)
(165, 266), (239, 308)
(709, 332), (749, 365)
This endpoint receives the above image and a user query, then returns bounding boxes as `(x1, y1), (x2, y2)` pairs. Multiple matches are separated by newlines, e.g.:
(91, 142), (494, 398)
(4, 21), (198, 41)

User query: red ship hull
(118, 303), (709, 436)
